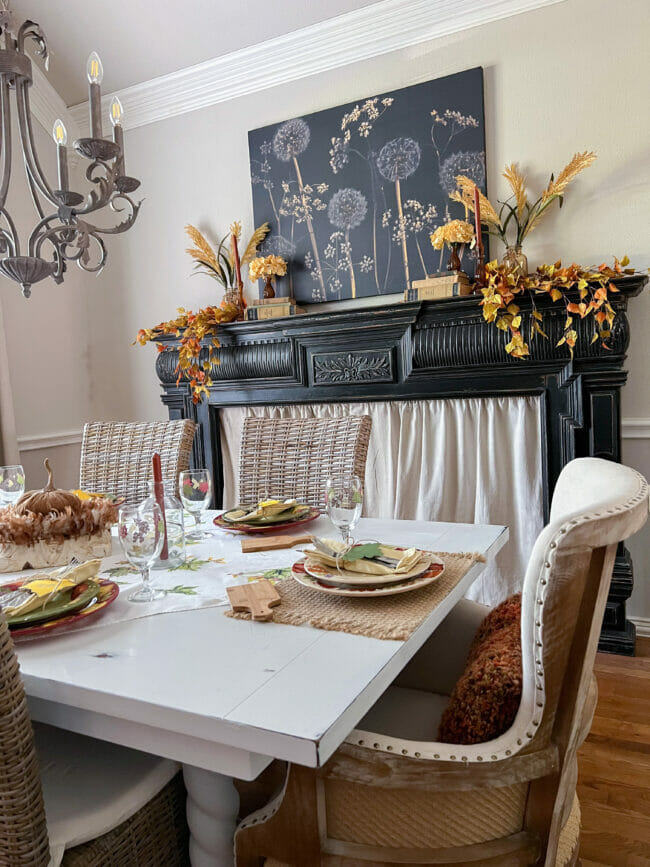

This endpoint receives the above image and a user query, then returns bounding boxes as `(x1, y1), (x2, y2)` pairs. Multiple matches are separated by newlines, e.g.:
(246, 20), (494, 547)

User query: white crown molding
(630, 616), (650, 638)
(31, 64), (80, 144)
(17, 429), (83, 452)
(622, 418), (650, 440)
(69, 0), (565, 133)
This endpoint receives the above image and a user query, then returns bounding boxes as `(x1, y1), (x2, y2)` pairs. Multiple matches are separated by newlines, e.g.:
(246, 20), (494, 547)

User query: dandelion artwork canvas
(248, 66), (486, 303)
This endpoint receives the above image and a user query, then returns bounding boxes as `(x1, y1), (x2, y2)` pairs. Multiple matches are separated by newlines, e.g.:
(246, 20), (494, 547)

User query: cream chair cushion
(33, 723), (179, 866)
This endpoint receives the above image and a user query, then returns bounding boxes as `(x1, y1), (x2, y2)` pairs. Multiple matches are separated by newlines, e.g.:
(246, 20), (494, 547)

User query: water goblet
(325, 474), (363, 545)
(118, 503), (165, 603)
(0, 465), (25, 507)
(179, 469), (212, 540)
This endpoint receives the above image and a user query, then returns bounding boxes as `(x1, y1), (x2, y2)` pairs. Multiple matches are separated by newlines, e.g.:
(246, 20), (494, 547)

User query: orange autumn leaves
(136, 303), (239, 403)
(480, 257), (636, 359)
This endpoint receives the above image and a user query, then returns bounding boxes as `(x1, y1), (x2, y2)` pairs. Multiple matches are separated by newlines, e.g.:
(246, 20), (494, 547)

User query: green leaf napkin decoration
(343, 542), (383, 562)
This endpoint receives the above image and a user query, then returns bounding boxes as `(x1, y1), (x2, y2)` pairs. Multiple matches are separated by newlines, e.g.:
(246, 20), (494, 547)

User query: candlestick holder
(53, 190), (84, 208)
(73, 137), (121, 162)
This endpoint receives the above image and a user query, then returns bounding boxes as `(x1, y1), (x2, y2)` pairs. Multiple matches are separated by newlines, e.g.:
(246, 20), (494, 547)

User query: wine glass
(325, 474), (363, 545)
(118, 503), (165, 603)
(0, 465), (25, 507)
(179, 469), (212, 540)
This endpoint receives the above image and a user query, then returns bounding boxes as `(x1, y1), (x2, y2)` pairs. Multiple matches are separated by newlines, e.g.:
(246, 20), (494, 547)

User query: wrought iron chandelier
(0, 4), (141, 297)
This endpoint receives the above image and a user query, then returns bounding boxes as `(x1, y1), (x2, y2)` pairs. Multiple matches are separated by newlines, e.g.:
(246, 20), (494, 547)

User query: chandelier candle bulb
(52, 119), (69, 192)
(86, 51), (104, 139)
(110, 96), (125, 175)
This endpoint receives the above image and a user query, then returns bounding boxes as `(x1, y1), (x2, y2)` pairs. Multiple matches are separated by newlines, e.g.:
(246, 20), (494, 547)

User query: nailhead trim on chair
(346, 468), (649, 764)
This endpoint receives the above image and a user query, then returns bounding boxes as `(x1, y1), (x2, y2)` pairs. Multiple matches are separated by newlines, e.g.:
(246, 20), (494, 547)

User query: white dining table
(15, 513), (507, 866)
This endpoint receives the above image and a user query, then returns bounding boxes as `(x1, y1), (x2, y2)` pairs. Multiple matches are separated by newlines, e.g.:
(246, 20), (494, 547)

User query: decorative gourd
(15, 459), (82, 516)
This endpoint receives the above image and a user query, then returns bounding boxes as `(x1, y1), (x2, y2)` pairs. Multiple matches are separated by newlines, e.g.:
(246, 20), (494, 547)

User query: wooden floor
(578, 637), (650, 866)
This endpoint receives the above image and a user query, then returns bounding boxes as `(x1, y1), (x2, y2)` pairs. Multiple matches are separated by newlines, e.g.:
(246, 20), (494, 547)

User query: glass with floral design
(179, 469), (212, 540)
(0, 465), (25, 506)
(118, 502), (165, 603)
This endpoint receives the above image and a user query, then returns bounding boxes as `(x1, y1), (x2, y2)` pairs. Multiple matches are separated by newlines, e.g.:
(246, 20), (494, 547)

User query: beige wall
(3, 0), (650, 617)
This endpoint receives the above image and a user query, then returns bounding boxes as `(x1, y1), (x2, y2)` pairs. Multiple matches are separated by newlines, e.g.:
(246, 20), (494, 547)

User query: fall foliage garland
(480, 256), (637, 358)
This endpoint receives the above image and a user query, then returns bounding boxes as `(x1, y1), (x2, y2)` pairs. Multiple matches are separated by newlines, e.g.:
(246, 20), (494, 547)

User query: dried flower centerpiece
(430, 219), (475, 272)
(249, 254), (288, 299)
(186, 221), (270, 313)
(137, 220), (270, 402)
(0, 460), (119, 571)
(451, 151), (597, 275)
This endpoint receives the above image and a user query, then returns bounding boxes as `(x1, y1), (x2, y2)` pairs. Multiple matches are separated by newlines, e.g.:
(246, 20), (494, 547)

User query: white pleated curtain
(220, 397), (544, 606)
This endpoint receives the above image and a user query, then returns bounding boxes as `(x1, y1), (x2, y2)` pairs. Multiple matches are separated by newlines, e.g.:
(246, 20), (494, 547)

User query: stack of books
(403, 271), (473, 302)
(246, 297), (305, 321)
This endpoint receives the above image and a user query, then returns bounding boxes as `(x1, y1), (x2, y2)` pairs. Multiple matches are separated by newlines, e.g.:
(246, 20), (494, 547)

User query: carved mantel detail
(312, 351), (393, 384)
(153, 276), (647, 655)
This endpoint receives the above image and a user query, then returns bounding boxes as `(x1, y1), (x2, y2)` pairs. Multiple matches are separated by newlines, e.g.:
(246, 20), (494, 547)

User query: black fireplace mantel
(154, 275), (647, 654)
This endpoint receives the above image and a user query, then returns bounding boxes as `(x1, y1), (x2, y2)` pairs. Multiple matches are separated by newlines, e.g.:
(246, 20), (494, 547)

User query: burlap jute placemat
(226, 551), (484, 641)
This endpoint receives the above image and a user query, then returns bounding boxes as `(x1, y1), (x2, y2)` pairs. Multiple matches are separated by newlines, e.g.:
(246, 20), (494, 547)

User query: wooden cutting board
(227, 579), (281, 621)
(240, 533), (313, 553)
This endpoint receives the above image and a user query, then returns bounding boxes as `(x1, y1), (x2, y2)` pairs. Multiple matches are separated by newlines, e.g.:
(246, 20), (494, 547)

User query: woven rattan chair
(0, 612), (189, 866)
(79, 420), (196, 505)
(235, 458), (649, 866)
(238, 415), (372, 510)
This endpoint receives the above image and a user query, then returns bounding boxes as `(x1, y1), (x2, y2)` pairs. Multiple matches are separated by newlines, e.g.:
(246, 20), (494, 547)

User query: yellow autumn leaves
(478, 258), (631, 359)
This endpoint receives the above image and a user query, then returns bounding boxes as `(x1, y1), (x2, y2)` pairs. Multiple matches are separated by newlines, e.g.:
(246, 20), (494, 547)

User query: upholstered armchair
(234, 458), (649, 866)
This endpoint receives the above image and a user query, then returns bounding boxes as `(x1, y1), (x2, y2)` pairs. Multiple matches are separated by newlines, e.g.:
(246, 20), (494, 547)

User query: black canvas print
(248, 67), (486, 303)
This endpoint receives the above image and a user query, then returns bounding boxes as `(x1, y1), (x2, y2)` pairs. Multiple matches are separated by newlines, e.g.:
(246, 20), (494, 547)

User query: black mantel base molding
(153, 275), (647, 656)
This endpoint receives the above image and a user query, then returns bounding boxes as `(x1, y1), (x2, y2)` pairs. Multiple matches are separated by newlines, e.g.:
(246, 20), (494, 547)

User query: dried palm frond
(541, 151), (597, 203)
(240, 222), (271, 267)
(185, 224), (220, 272)
(451, 176), (501, 225)
(502, 163), (527, 219)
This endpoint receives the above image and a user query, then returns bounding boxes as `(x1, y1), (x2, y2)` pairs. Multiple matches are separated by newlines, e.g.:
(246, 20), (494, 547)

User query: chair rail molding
(68, 0), (565, 132)
(17, 430), (83, 452)
(630, 617), (650, 638)
(621, 418), (650, 440)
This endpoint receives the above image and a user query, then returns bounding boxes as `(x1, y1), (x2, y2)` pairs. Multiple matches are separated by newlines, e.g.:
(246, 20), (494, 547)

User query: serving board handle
(241, 533), (313, 553)
(227, 579), (281, 621)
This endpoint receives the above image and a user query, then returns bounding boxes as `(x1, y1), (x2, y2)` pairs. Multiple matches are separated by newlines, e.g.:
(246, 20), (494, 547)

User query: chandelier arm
(0, 77), (10, 210)
(78, 196), (140, 237)
(15, 79), (59, 207)
(16, 20), (48, 67)
(0, 207), (18, 256)
(76, 232), (106, 273)
(74, 161), (119, 216)
(27, 211), (67, 256)
(23, 157), (47, 220)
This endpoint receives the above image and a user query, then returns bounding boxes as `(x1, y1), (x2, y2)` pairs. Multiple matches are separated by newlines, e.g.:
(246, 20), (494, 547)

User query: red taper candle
(473, 185), (484, 258)
(152, 452), (169, 560)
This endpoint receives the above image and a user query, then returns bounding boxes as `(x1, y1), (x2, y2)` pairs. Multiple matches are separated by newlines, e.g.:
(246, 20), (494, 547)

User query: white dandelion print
(248, 68), (487, 302)
(327, 188), (368, 297)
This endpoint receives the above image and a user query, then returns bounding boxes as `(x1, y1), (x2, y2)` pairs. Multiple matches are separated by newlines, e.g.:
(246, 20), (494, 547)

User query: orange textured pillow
(437, 594), (522, 745)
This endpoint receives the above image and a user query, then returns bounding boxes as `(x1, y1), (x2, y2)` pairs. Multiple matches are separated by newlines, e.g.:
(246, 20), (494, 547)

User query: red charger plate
(213, 506), (320, 535)
(9, 580), (119, 641)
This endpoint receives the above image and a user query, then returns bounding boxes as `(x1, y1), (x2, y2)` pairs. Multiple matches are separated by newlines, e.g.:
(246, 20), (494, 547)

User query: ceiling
(14, 0), (380, 106)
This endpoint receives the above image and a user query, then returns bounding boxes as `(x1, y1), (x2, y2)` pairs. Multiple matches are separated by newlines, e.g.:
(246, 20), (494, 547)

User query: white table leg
(183, 764), (240, 867)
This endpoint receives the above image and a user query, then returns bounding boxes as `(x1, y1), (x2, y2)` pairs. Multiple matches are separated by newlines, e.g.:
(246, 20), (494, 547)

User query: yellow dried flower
(248, 255), (288, 281)
(430, 220), (475, 250)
